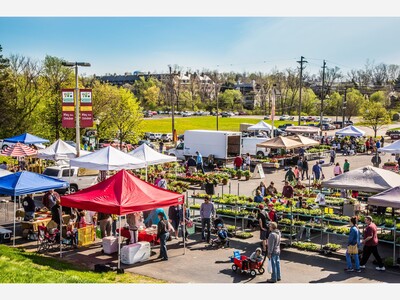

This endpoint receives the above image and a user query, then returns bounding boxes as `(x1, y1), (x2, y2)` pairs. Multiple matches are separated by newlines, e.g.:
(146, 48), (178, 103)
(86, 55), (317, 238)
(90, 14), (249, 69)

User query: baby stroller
(211, 216), (225, 234)
(37, 225), (60, 254)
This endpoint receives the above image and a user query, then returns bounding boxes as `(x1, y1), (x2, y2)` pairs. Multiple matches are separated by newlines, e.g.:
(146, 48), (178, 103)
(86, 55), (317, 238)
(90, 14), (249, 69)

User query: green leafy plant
(323, 243), (341, 251)
(292, 241), (320, 252)
(235, 231), (253, 239)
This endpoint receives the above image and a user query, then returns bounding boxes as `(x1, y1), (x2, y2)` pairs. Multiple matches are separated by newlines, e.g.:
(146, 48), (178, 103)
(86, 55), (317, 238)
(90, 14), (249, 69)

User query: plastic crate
(77, 225), (95, 247)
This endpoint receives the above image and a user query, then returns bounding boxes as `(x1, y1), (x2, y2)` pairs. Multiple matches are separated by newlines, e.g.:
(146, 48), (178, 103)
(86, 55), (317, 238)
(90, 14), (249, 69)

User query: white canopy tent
(0, 169), (12, 177)
(69, 146), (146, 171)
(128, 143), (177, 181)
(285, 125), (321, 135)
(322, 165), (400, 193)
(378, 140), (400, 154)
(36, 139), (91, 161)
(247, 121), (273, 132)
(335, 125), (365, 137)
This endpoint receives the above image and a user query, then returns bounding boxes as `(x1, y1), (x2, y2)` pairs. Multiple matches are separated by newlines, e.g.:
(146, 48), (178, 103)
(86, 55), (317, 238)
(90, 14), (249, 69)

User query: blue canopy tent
(3, 133), (50, 144)
(0, 171), (69, 246)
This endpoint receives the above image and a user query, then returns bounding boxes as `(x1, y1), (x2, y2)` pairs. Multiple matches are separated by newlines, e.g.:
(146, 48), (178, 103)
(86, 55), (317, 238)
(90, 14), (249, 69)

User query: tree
(324, 92), (342, 121)
(0, 45), (15, 138)
(101, 87), (143, 149)
(360, 101), (391, 138)
(41, 55), (74, 140)
(218, 89), (242, 110)
(300, 88), (318, 116)
(369, 90), (390, 107)
(345, 88), (366, 121)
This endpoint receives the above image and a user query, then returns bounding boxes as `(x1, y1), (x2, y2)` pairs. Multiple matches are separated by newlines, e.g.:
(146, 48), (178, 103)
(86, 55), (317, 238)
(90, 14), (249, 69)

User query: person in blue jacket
(345, 216), (361, 272)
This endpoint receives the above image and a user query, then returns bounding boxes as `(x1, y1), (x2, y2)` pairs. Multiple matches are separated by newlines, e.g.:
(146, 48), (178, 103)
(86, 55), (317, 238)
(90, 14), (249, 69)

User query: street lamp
(61, 61), (91, 157)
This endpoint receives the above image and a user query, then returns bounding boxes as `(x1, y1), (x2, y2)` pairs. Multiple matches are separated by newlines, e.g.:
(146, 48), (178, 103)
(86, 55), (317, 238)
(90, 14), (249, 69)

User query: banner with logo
(80, 89), (93, 128)
(61, 89), (75, 128)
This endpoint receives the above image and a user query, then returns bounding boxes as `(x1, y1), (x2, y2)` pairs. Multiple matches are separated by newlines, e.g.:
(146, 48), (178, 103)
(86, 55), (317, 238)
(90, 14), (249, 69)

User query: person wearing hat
(257, 203), (271, 255)
(249, 247), (264, 263)
(211, 223), (229, 248)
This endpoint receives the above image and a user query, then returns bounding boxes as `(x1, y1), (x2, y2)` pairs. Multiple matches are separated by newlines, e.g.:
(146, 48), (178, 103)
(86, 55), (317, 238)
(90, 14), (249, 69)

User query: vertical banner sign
(80, 89), (93, 127)
(61, 89), (75, 128)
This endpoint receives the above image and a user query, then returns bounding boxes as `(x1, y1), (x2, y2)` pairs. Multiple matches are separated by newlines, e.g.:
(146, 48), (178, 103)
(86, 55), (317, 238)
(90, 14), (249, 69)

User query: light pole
(61, 61), (91, 157)
(95, 118), (100, 150)
(168, 65), (176, 146)
(214, 82), (219, 131)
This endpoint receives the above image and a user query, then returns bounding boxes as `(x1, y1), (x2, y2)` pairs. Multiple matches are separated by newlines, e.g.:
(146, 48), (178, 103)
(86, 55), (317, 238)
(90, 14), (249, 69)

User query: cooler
(0, 227), (12, 244)
(121, 241), (151, 265)
(102, 236), (119, 254)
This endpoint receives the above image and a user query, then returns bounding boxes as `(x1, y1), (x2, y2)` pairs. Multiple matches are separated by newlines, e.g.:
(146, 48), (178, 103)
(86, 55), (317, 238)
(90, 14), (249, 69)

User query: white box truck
(242, 137), (270, 158)
(167, 130), (242, 166)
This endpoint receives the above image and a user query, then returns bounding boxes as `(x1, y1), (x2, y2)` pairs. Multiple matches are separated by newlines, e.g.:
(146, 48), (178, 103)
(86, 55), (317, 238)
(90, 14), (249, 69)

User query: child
(249, 247), (264, 263)
(211, 223), (229, 248)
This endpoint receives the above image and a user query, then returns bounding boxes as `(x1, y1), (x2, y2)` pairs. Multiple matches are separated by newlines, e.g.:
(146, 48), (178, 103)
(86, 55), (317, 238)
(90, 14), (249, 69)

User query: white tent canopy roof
(0, 169), (12, 177)
(285, 126), (321, 135)
(36, 139), (91, 160)
(335, 125), (365, 137)
(128, 143), (177, 166)
(247, 121), (273, 131)
(69, 146), (146, 171)
(378, 140), (400, 154)
(322, 165), (400, 193)
(368, 186), (400, 208)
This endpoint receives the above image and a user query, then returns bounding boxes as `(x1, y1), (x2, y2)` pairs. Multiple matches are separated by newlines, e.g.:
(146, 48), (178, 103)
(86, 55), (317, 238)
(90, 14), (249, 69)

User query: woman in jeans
(156, 212), (170, 261)
(266, 222), (282, 283)
(345, 216), (361, 272)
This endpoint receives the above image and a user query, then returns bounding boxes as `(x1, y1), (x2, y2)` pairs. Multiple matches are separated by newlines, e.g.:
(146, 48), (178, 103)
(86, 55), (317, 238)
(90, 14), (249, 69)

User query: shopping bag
(347, 244), (358, 255)
(96, 227), (102, 239)
(267, 258), (272, 274)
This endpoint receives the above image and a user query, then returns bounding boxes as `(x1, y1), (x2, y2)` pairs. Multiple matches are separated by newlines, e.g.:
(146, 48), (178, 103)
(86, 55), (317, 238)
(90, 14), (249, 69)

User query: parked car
(238, 111), (248, 115)
(144, 111), (153, 118)
(43, 165), (99, 194)
(279, 115), (294, 121)
(300, 116), (307, 121)
(316, 123), (336, 131)
(264, 115), (270, 120)
(306, 116), (316, 122)
(161, 133), (173, 142)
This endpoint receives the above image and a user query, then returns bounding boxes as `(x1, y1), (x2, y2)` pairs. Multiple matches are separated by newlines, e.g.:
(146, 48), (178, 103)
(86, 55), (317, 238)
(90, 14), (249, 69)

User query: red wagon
(231, 255), (265, 277)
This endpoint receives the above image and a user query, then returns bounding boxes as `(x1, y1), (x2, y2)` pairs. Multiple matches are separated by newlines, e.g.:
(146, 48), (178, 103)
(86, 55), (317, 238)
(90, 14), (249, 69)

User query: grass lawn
(0, 245), (166, 283)
(142, 116), (302, 134)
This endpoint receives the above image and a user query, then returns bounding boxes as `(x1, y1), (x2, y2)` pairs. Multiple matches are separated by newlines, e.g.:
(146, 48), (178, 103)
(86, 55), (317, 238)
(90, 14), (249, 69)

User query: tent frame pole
(118, 215), (122, 270)
(60, 204), (63, 257)
(13, 192), (16, 247)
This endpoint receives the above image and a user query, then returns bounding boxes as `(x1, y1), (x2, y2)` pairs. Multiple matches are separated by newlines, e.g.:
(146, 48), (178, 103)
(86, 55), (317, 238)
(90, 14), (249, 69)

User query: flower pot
(222, 178), (229, 185)
(245, 176), (250, 181)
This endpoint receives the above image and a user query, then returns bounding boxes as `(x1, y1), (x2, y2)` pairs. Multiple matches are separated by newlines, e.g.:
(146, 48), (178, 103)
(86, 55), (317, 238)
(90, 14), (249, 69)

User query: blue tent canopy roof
(0, 171), (69, 196)
(3, 133), (49, 144)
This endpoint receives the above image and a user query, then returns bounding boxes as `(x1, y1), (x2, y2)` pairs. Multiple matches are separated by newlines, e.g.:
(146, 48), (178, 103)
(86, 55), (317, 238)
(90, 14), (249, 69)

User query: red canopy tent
(61, 169), (184, 215)
(61, 169), (185, 269)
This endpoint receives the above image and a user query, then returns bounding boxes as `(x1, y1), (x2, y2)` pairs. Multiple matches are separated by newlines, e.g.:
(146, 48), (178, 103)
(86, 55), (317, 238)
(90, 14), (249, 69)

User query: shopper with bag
(157, 212), (170, 261)
(266, 222), (281, 283)
(345, 216), (361, 272)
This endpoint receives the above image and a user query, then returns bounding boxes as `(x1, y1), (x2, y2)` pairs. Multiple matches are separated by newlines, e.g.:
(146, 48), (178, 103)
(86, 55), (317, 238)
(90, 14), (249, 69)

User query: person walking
(257, 204), (270, 255)
(196, 151), (205, 174)
(293, 166), (300, 182)
(333, 162), (342, 176)
(359, 215), (385, 271)
(159, 141), (164, 153)
(312, 161), (323, 182)
(301, 157), (309, 180)
(186, 156), (197, 175)
(97, 212), (112, 238)
(244, 153), (251, 171)
(266, 222), (281, 283)
(329, 148), (336, 166)
(345, 216), (361, 272)
(200, 195), (215, 243)
(156, 212), (170, 261)
(343, 159), (350, 173)
(285, 167), (295, 184)
(168, 205), (180, 239)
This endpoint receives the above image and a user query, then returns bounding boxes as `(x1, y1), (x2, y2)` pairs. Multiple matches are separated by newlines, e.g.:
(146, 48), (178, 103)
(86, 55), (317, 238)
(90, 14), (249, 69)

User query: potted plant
(243, 170), (251, 180)
(230, 169), (237, 179)
(236, 169), (243, 180)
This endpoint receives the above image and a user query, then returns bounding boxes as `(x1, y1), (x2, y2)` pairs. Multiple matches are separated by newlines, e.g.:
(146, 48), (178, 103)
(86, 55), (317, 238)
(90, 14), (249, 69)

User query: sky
(1, 16), (400, 77)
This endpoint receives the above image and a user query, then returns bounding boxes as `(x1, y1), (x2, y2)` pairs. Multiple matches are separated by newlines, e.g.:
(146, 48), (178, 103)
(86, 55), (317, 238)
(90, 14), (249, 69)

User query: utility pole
(342, 88), (347, 128)
(320, 60), (326, 132)
(169, 65), (176, 145)
(297, 56), (307, 125)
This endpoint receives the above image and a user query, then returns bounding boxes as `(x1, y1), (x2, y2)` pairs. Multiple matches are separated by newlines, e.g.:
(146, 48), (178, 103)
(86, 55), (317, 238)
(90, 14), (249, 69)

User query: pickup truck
(43, 165), (99, 194)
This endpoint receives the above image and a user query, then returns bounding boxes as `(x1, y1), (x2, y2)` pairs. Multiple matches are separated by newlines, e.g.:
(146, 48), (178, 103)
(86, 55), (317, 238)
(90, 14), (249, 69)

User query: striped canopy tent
(0, 142), (38, 157)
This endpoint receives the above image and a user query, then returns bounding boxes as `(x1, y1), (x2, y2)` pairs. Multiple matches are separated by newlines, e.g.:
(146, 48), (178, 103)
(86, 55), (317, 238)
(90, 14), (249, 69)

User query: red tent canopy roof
(61, 169), (184, 215)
